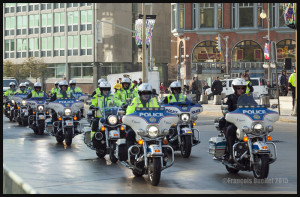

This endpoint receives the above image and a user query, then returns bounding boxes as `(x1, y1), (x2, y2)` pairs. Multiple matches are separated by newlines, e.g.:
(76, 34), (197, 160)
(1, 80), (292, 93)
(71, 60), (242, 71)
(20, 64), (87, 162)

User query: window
(271, 3), (276, 28)
(71, 63), (93, 78)
(67, 3), (78, 8)
(28, 3), (39, 12)
(232, 3), (236, 28)
(80, 10), (93, 31)
(48, 64), (66, 78)
(4, 39), (15, 59)
(80, 3), (92, 7)
(17, 38), (27, 58)
(276, 39), (296, 62)
(41, 13), (52, 34)
(54, 12), (65, 33)
(41, 3), (51, 10)
(80, 35), (92, 55)
(179, 4), (185, 29)
(41, 37), (53, 57)
(171, 4), (176, 30)
(29, 38), (39, 57)
(218, 3), (223, 28)
(257, 3), (263, 28)
(67, 11), (79, 31)
(199, 3), (214, 28)
(192, 4), (197, 29)
(29, 15), (39, 34)
(279, 3), (287, 27)
(232, 40), (263, 62)
(17, 16), (27, 35)
(239, 3), (254, 27)
(54, 3), (65, 9)
(54, 36), (65, 56)
(68, 35), (79, 56)
(192, 41), (221, 62)
(17, 3), (27, 12)
(5, 3), (15, 13)
(5, 17), (15, 36)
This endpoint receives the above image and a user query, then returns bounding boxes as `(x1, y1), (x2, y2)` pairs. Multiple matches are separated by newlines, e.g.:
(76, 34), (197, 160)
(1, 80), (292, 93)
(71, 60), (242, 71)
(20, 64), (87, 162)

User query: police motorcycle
(115, 107), (179, 186)
(26, 97), (50, 135)
(209, 94), (279, 179)
(83, 106), (127, 163)
(11, 93), (30, 126)
(4, 95), (15, 121)
(47, 97), (84, 146)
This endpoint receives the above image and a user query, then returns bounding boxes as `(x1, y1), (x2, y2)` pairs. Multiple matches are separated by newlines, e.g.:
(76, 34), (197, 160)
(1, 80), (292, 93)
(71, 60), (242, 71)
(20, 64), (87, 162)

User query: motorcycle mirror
(118, 110), (125, 116)
(271, 104), (278, 109)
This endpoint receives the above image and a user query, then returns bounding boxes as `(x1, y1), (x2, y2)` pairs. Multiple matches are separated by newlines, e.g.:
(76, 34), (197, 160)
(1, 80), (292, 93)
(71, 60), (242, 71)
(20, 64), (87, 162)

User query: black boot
(227, 136), (235, 164)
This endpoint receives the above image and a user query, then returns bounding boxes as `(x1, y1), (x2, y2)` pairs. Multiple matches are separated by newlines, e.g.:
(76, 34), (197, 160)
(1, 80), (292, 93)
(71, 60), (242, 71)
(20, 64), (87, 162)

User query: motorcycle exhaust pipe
(129, 145), (140, 156)
(95, 132), (103, 141)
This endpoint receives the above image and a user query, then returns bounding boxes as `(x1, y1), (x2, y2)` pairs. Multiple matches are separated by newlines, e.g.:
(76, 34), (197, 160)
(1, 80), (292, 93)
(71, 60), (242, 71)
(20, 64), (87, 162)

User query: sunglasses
(237, 87), (246, 90)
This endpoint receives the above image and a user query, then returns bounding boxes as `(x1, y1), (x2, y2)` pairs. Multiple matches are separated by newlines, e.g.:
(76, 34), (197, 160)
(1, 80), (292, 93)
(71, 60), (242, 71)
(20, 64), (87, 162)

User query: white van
(205, 78), (268, 99)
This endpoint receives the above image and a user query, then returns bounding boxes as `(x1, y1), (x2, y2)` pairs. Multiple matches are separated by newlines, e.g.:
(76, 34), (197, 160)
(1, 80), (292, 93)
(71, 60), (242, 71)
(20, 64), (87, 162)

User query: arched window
(192, 41), (221, 62)
(276, 39), (296, 62)
(232, 40), (263, 62)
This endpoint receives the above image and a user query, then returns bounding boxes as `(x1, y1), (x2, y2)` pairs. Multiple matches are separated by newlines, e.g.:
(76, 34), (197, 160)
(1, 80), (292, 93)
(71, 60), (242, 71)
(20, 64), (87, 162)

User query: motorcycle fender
(38, 114), (45, 120)
(109, 130), (120, 139)
(116, 138), (126, 145)
(65, 120), (73, 126)
(147, 144), (163, 157)
(252, 141), (270, 154)
(180, 127), (193, 135)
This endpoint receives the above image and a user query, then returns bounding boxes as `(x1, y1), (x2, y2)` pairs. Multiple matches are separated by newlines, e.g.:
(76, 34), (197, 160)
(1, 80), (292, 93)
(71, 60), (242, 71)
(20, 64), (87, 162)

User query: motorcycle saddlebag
(208, 136), (226, 158)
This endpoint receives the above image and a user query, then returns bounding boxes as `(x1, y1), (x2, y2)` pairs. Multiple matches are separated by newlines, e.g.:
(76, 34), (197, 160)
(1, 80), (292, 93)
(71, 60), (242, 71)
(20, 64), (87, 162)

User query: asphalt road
(3, 114), (297, 194)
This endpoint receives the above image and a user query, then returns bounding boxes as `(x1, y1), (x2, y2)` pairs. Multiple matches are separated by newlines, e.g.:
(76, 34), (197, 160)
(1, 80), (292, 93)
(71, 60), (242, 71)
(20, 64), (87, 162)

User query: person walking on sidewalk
(278, 70), (288, 96)
(288, 68), (296, 109)
(211, 76), (222, 96)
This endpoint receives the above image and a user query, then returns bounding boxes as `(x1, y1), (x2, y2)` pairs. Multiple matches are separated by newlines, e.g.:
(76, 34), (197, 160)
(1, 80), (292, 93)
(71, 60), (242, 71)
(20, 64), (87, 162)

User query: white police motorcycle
(11, 93), (29, 126)
(115, 107), (179, 186)
(162, 100), (202, 158)
(47, 98), (84, 146)
(209, 94), (279, 179)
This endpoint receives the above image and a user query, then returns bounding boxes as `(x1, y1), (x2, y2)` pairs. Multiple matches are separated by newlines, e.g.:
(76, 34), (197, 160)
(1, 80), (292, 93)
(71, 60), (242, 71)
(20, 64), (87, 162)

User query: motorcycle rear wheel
(65, 128), (73, 146)
(33, 126), (39, 135)
(180, 135), (192, 158)
(253, 154), (269, 179)
(56, 135), (64, 143)
(148, 157), (161, 186)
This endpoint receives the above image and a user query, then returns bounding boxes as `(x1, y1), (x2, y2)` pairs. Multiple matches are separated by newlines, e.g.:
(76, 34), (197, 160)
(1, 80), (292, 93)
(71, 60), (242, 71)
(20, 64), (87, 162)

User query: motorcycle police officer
(16, 83), (29, 94)
(223, 78), (247, 163)
(51, 81), (60, 95)
(89, 81), (122, 146)
(68, 79), (82, 93)
(162, 81), (187, 104)
(91, 78), (106, 97)
(4, 82), (17, 97)
(113, 77), (136, 107)
(26, 82), (48, 99)
(25, 82), (33, 93)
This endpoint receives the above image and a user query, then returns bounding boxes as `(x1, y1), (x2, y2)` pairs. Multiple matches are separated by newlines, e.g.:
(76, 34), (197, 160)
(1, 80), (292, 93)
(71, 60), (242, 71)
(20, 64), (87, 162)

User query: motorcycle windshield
(48, 98), (84, 113)
(237, 94), (258, 107)
(162, 101), (203, 115)
(12, 94), (29, 104)
(99, 107), (119, 117)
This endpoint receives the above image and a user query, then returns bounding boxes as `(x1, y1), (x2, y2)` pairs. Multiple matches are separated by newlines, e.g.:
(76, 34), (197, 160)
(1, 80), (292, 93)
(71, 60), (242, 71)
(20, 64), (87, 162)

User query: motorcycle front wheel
(96, 148), (106, 158)
(148, 157), (161, 186)
(253, 154), (269, 179)
(109, 142), (118, 163)
(38, 120), (45, 135)
(65, 128), (73, 146)
(180, 135), (192, 158)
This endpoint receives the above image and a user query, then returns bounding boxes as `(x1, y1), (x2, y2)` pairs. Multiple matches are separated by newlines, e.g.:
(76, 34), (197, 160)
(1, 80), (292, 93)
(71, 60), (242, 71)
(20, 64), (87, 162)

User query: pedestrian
(288, 68), (296, 109)
(159, 82), (166, 94)
(242, 74), (254, 94)
(244, 69), (251, 80)
(183, 84), (189, 94)
(211, 76), (223, 96)
(193, 76), (202, 102)
(203, 82), (210, 93)
(189, 77), (195, 94)
(113, 80), (122, 93)
(278, 70), (288, 96)
(138, 78), (142, 86)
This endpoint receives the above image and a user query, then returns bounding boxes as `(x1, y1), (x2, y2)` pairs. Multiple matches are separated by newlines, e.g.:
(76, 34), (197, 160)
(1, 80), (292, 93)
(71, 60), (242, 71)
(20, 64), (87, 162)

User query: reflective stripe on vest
(32, 90), (44, 97)
(246, 81), (250, 94)
(57, 90), (71, 98)
(168, 94), (185, 103)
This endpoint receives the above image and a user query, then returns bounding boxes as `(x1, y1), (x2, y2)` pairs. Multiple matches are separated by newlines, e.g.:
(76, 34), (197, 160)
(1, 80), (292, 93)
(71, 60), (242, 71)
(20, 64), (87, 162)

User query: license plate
(39, 115), (45, 119)
(186, 130), (192, 133)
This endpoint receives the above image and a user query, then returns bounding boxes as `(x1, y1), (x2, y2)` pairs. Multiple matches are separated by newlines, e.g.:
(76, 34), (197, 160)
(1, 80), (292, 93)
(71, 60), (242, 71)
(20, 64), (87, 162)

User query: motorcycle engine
(234, 142), (248, 158)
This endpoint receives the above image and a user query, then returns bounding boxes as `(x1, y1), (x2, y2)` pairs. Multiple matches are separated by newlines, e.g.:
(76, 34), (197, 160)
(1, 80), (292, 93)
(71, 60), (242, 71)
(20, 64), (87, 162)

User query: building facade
(3, 3), (171, 93)
(170, 3), (296, 86)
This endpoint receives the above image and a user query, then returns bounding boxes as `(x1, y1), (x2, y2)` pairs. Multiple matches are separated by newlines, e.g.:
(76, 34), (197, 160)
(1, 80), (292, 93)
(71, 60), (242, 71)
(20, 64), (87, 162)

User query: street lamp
(260, 3), (271, 83)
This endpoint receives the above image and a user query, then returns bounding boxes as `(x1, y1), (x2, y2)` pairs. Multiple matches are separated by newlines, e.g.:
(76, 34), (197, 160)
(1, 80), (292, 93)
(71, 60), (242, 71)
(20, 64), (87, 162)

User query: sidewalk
(199, 97), (297, 123)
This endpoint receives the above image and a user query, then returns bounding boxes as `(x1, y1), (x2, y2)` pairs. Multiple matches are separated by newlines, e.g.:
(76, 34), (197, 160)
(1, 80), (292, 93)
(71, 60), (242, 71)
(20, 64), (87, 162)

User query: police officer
(223, 78), (247, 163)
(288, 68), (296, 109)
(68, 79), (82, 93)
(91, 78), (106, 97)
(16, 83), (28, 94)
(126, 83), (160, 163)
(89, 81), (122, 147)
(243, 74), (253, 94)
(50, 80), (74, 101)
(162, 81), (187, 104)
(4, 82), (17, 97)
(51, 81), (60, 95)
(26, 82), (48, 99)
(113, 77), (135, 107)
(25, 82), (33, 93)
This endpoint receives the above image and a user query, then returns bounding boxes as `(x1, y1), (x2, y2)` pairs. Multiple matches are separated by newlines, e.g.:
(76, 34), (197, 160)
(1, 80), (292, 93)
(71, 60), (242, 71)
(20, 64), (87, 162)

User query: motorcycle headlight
(108, 115), (118, 125)
(11, 100), (15, 104)
(180, 113), (190, 121)
(252, 123), (264, 135)
(64, 108), (72, 116)
(266, 125), (273, 133)
(148, 126), (159, 138)
(22, 100), (27, 106)
(38, 105), (44, 111)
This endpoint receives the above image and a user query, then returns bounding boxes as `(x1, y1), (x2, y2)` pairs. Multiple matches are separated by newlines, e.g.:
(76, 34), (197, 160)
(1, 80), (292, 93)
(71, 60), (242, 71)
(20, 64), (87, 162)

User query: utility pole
(142, 3), (147, 83)
(267, 3), (271, 84)
(291, 4), (297, 116)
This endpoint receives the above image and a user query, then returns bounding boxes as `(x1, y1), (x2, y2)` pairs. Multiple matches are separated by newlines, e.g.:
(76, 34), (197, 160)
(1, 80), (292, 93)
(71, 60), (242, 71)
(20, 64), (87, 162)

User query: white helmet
(170, 81), (181, 94)
(69, 79), (76, 85)
(34, 82), (42, 88)
(231, 78), (247, 93)
(138, 83), (152, 96)
(59, 80), (68, 89)
(19, 83), (26, 88)
(9, 82), (16, 87)
(55, 81), (59, 85)
(121, 77), (131, 84)
(99, 81), (111, 92)
(98, 78), (106, 84)
(24, 82), (29, 86)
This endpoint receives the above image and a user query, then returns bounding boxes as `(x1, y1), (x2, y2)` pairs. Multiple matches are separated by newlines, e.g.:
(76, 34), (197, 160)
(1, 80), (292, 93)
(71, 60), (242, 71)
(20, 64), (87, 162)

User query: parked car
(3, 77), (18, 95)
(205, 78), (268, 99)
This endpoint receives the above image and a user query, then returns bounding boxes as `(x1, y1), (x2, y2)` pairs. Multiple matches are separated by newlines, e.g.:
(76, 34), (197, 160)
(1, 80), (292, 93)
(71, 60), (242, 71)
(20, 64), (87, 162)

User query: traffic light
(216, 35), (221, 51)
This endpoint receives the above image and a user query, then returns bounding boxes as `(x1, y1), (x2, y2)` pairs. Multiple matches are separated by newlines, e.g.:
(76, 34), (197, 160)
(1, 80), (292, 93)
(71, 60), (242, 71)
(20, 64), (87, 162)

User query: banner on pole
(264, 43), (269, 60)
(135, 15), (156, 48)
